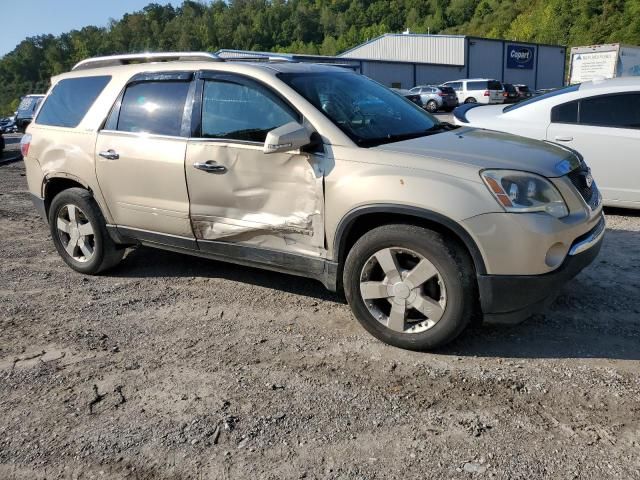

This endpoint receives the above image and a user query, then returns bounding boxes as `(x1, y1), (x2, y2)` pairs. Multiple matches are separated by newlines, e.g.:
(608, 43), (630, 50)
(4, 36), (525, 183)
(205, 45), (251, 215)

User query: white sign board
(570, 50), (618, 83)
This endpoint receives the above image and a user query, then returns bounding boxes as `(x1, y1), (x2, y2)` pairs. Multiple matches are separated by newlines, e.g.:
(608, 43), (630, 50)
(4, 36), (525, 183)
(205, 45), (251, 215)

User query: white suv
(443, 79), (505, 105)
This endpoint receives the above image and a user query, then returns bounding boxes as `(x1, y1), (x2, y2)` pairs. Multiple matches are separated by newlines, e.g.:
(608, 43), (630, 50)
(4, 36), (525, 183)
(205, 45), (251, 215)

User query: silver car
(409, 85), (459, 112)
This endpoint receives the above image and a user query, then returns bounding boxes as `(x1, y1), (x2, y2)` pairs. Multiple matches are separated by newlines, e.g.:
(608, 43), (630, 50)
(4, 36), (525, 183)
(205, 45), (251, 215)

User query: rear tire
(464, 97), (477, 104)
(343, 225), (475, 351)
(48, 188), (124, 275)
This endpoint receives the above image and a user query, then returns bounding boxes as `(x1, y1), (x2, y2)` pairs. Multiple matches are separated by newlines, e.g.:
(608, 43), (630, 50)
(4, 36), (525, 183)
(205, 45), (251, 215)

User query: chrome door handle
(193, 161), (227, 174)
(554, 136), (573, 142)
(98, 149), (119, 160)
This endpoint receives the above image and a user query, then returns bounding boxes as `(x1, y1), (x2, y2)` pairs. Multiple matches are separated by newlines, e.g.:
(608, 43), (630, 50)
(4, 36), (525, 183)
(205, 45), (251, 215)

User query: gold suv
(22, 52), (605, 351)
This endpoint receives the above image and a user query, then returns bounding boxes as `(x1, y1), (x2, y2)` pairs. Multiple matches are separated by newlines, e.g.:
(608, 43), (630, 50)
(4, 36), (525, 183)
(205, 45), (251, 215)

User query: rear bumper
(478, 216), (605, 324)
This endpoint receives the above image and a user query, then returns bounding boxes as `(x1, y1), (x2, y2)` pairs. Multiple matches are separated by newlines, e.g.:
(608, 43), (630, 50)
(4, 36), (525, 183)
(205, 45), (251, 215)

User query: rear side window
(36, 76), (111, 128)
(116, 81), (190, 136)
(579, 93), (640, 129)
(201, 79), (298, 142)
(551, 101), (579, 123)
(467, 81), (487, 90)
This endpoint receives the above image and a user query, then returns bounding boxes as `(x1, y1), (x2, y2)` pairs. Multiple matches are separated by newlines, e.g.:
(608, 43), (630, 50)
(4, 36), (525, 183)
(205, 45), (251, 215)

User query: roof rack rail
(222, 56), (295, 63)
(72, 52), (223, 71)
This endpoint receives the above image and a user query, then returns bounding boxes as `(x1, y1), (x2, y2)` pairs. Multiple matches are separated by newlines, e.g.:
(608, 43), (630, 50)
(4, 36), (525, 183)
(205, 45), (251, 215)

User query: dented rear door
(185, 73), (325, 257)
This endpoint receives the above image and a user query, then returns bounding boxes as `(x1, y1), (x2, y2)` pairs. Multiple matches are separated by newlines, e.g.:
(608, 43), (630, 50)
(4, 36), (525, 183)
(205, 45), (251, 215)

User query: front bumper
(478, 215), (605, 324)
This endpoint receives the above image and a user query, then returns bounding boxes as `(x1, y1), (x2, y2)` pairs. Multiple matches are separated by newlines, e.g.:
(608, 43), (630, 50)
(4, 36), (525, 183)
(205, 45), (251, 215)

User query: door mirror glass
(263, 122), (312, 154)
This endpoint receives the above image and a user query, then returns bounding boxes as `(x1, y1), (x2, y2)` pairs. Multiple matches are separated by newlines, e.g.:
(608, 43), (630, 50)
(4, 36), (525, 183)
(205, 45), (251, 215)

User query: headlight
(481, 170), (569, 218)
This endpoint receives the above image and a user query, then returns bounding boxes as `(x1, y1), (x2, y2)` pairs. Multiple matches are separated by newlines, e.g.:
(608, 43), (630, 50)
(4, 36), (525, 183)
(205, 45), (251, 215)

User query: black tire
(425, 100), (438, 113)
(343, 225), (475, 351)
(464, 97), (477, 104)
(48, 188), (124, 274)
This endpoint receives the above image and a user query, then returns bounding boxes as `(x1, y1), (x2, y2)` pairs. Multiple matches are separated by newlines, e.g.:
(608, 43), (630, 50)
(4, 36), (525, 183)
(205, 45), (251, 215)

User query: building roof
(338, 34), (467, 66)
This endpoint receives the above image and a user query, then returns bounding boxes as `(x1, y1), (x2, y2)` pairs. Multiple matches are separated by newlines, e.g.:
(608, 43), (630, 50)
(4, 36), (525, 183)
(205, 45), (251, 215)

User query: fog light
(545, 242), (567, 268)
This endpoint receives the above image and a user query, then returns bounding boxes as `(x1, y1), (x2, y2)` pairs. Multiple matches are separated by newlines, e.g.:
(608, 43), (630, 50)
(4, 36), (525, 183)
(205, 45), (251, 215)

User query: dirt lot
(0, 160), (639, 479)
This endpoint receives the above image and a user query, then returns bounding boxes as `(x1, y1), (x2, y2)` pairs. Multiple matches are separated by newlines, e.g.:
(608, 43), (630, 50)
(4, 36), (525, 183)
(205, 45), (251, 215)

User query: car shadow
(113, 227), (639, 361)
(115, 245), (345, 304)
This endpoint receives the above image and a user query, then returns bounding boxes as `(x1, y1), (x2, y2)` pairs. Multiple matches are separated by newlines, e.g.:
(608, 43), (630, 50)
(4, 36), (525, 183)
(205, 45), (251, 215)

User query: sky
(1, 0), (180, 57)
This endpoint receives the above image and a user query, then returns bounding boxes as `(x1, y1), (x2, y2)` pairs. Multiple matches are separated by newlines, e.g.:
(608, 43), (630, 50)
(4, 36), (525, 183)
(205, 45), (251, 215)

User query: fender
(333, 203), (487, 275)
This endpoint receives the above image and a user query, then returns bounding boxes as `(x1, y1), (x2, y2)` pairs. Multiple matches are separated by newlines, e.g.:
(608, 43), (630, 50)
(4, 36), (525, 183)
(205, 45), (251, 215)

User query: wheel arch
(333, 204), (487, 277)
(42, 174), (93, 216)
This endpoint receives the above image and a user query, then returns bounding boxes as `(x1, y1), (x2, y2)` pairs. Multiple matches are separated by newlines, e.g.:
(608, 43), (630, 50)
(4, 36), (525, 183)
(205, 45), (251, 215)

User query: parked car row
(394, 79), (536, 112)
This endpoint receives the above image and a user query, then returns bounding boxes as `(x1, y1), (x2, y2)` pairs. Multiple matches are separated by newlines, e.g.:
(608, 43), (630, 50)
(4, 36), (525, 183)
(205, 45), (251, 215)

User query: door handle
(554, 136), (574, 142)
(193, 161), (227, 174)
(98, 149), (119, 160)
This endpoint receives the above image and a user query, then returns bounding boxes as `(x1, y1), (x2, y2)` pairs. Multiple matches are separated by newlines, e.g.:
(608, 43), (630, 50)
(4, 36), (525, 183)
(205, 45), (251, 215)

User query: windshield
(503, 84), (580, 112)
(278, 72), (443, 147)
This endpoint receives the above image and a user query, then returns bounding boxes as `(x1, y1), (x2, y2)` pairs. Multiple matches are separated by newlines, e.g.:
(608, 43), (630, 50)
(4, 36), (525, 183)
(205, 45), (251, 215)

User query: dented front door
(185, 74), (324, 257)
(185, 142), (324, 256)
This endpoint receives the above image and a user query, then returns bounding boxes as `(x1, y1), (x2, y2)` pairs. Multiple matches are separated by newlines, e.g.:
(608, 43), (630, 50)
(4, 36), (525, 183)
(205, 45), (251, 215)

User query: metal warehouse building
(218, 33), (567, 90)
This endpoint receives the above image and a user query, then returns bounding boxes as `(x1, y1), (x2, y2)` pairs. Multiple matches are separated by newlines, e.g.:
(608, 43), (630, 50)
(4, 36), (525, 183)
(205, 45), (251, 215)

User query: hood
(374, 127), (573, 178)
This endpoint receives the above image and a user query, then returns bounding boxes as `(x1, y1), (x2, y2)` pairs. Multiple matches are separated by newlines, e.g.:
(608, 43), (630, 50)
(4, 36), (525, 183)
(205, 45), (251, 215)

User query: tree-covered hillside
(1, 0), (637, 114)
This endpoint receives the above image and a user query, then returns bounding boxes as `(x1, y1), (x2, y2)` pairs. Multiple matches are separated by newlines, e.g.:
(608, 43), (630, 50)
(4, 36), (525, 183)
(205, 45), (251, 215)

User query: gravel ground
(0, 160), (639, 480)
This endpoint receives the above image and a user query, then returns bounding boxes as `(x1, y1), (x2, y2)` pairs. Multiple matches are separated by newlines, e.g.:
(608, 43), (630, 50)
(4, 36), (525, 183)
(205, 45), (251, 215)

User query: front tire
(48, 188), (124, 274)
(343, 225), (475, 351)
(425, 100), (438, 113)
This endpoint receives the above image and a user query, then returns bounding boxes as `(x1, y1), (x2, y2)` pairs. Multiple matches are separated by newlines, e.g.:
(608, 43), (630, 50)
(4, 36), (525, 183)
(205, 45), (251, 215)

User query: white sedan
(453, 77), (640, 209)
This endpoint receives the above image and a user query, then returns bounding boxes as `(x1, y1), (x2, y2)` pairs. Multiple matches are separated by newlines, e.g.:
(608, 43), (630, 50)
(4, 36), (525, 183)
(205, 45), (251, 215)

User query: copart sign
(507, 45), (535, 70)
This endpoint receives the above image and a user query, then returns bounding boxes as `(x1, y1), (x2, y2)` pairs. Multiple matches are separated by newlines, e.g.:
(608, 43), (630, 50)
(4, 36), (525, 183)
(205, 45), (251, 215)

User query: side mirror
(263, 122), (312, 154)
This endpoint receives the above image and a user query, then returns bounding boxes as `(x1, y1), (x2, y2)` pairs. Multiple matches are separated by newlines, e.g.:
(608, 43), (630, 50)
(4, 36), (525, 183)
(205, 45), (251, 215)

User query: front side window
(279, 71), (442, 147)
(579, 93), (640, 128)
(36, 76), (111, 128)
(447, 82), (462, 91)
(201, 79), (298, 142)
(116, 81), (190, 136)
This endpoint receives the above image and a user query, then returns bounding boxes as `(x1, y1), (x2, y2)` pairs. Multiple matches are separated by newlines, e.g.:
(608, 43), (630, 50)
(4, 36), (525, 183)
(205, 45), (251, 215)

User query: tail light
(503, 92), (508, 97)
(484, 90), (490, 96)
(20, 133), (32, 157)
(438, 93), (446, 97)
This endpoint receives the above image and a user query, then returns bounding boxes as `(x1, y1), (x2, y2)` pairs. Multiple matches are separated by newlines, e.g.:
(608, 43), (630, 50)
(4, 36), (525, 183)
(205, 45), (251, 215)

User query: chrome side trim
(568, 216), (605, 256)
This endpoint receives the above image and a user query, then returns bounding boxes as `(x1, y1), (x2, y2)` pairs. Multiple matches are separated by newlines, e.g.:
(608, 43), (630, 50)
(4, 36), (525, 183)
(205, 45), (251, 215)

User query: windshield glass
(278, 72), (442, 147)
(503, 84), (580, 112)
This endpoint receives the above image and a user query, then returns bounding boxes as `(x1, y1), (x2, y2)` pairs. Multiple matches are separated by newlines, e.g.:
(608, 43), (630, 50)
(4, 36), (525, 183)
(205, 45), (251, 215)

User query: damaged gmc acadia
(22, 52), (605, 351)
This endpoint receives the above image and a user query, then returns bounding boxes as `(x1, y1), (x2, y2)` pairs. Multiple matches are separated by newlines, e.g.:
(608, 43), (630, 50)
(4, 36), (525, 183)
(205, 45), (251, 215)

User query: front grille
(567, 162), (601, 210)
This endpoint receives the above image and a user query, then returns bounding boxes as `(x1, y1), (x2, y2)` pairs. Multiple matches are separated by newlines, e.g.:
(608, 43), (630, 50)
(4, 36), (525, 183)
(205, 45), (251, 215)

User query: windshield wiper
(425, 121), (459, 132)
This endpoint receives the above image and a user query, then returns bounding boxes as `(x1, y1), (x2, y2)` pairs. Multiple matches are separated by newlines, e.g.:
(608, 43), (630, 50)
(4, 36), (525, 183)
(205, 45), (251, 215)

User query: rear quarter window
(467, 81), (487, 90)
(36, 76), (111, 128)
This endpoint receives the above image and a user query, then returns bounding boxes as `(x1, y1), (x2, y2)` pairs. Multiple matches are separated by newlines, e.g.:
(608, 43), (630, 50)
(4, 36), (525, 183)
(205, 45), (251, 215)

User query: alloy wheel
(359, 247), (447, 334)
(56, 204), (95, 263)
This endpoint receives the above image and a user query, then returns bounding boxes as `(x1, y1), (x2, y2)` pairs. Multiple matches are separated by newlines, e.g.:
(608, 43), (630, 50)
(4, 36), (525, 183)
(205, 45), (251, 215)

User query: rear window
(503, 84), (580, 112)
(517, 85), (531, 93)
(439, 86), (455, 94)
(488, 81), (503, 90)
(504, 84), (517, 93)
(17, 96), (43, 116)
(36, 76), (111, 128)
